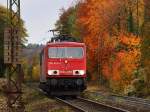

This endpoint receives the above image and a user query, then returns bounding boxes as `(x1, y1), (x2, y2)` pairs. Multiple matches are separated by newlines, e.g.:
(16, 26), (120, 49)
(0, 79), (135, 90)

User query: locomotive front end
(40, 42), (86, 96)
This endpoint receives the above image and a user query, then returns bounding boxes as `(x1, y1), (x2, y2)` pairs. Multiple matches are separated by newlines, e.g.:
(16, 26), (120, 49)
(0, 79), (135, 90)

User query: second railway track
(88, 91), (150, 107)
(111, 94), (150, 107)
(85, 91), (150, 112)
(56, 97), (130, 112)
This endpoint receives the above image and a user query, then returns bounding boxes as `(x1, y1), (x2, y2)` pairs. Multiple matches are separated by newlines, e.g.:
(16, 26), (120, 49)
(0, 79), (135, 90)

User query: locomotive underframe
(39, 77), (87, 96)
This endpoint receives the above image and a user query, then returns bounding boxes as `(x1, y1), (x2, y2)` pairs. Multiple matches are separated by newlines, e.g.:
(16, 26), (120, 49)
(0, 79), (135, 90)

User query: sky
(0, 0), (76, 44)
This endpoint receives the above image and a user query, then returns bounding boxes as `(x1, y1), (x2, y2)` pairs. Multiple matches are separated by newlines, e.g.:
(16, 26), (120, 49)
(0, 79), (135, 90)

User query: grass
(0, 80), (74, 112)
(49, 106), (72, 112)
(23, 84), (73, 112)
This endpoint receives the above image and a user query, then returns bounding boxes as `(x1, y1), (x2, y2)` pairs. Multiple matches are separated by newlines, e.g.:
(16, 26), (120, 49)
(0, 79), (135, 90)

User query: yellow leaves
(102, 33), (141, 82)
(114, 34), (141, 77)
(114, 34), (141, 78)
(102, 63), (111, 79)
(32, 65), (40, 81)
(123, 49), (140, 74)
(120, 34), (141, 46)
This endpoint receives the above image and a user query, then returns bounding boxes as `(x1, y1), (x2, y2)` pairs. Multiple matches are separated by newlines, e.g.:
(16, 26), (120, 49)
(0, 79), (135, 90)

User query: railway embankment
(1, 80), (150, 112)
(24, 82), (74, 112)
(0, 78), (8, 112)
(0, 80), (74, 112)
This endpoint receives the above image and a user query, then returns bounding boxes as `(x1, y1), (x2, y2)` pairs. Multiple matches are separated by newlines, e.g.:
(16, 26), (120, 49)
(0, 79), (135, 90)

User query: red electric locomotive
(39, 36), (86, 96)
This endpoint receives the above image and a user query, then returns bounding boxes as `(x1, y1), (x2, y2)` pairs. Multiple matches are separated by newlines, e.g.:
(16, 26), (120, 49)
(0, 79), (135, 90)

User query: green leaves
(55, 6), (81, 41)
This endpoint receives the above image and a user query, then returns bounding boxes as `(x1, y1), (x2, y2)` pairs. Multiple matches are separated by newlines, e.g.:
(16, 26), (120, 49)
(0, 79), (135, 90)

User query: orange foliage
(77, 0), (141, 84)
(111, 34), (141, 81)
(120, 34), (141, 46)
(112, 57), (121, 81)
(77, 0), (124, 80)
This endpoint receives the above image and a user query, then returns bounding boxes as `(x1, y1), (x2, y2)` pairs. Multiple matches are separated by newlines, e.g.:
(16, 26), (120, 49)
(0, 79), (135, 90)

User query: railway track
(111, 94), (150, 107)
(87, 91), (150, 112)
(26, 83), (149, 112)
(88, 91), (150, 107)
(56, 97), (129, 112)
(26, 83), (129, 112)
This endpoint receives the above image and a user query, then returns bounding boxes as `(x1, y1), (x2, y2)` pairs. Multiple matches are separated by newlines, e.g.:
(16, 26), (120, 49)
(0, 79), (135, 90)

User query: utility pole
(98, 33), (104, 85)
(4, 0), (24, 111)
(97, 35), (100, 84)
(136, 0), (139, 36)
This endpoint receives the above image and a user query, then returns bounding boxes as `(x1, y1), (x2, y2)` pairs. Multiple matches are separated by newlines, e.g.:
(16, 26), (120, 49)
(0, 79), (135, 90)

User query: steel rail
(88, 91), (150, 106)
(111, 94), (150, 106)
(77, 97), (130, 112)
(87, 91), (150, 111)
(26, 83), (130, 112)
(55, 97), (86, 112)
(56, 97), (130, 112)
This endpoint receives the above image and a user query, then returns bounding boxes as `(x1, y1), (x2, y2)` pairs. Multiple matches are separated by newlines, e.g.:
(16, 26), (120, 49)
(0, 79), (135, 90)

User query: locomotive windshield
(48, 47), (83, 58)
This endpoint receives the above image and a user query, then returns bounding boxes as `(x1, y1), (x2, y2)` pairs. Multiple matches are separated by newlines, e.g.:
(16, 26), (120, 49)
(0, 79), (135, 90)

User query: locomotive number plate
(60, 70), (72, 74)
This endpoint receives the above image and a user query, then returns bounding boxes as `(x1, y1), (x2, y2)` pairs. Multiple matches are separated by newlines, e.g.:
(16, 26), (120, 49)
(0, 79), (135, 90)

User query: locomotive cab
(39, 41), (86, 96)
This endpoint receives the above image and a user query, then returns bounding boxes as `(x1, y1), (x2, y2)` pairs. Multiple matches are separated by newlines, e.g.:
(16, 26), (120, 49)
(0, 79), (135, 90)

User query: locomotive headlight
(48, 70), (59, 75)
(79, 70), (85, 75)
(48, 70), (53, 75)
(73, 70), (85, 75)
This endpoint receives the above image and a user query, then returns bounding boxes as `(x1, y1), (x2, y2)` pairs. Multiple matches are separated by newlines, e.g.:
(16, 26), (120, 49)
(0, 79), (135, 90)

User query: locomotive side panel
(40, 49), (46, 83)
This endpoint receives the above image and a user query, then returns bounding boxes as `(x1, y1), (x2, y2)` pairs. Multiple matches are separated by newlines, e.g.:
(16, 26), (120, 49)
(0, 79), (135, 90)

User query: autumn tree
(22, 44), (42, 82)
(55, 6), (81, 41)
(140, 0), (150, 96)
(55, 0), (148, 95)
(0, 5), (27, 77)
(76, 0), (143, 94)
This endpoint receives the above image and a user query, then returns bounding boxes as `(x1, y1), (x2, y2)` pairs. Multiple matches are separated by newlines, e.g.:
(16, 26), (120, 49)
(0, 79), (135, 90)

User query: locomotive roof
(47, 42), (85, 46)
